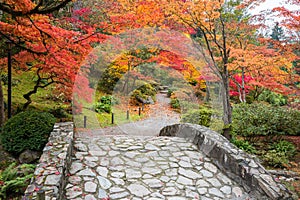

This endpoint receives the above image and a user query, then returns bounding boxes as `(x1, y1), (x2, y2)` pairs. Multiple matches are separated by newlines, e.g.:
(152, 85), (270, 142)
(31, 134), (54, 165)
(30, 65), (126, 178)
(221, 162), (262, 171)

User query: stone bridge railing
(24, 122), (74, 200)
(159, 123), (294, 200)
(23, 122), (294, 200)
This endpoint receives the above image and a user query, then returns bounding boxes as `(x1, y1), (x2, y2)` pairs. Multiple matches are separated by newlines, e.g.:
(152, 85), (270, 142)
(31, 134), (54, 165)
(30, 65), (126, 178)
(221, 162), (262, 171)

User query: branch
(74, 30), (112, 44)
(0, 0), (72, 16)
(23, 68), (57, 109)
(27, 15), (52, 52)
(0, 31), (47, 55)
(219, 11), (228, 67)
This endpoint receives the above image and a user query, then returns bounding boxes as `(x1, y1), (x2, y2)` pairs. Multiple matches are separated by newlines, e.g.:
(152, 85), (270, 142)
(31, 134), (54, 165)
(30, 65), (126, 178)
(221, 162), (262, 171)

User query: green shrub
(230, 138), (257, 154)
(270, 140), (296, 159)
(181, 107), (213, 127)
(130, 84), (157, 105)
(262, 150), (289, 168)
(100, 95), (119, 105)
(0, 163), (35, 199)
(179, 101), (199, 113)
(0, 110), (56, 156)
(138, 84), (157, 98)
(262, 141), (297, 168)
(95, 95), (119, 113)
(95, 102), (112, 113)
(133, 84), (156, 100)
(258, 90), (287, 106)
(167, 88), (174, 97)
(232, 103), (300, 139)
(170, 98), (180, 109)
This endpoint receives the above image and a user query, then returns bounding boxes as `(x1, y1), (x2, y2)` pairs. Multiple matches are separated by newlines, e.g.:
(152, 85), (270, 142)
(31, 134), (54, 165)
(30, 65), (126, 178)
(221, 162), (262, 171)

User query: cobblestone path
(65, 93), (251, 199)
(65, 135), (251, 199)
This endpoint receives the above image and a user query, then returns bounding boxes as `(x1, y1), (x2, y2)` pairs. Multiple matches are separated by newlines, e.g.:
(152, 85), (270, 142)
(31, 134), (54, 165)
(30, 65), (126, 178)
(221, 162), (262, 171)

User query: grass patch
(73, 105), (145, 129)
(2, 71), (71, 119)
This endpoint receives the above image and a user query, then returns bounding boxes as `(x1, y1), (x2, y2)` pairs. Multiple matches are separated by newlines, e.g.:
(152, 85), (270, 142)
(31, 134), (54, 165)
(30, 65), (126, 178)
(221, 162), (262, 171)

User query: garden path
(76, 93), (180, 137)
(65, 93), (253, 199)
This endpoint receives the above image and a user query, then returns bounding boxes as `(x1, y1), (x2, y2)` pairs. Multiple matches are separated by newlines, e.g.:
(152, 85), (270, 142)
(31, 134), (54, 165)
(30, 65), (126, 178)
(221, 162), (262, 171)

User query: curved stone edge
(23, 122), (74, 200)
(159, 123), (295, 200)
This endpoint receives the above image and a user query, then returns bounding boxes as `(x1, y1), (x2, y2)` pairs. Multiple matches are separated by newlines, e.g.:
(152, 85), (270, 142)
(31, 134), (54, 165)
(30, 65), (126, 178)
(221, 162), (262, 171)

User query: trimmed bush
(0, 110), (56, 156)
(130, 84), (157, 104)
(95, 95), (118, 114)
(232, 103), (300, 138)
(137, 84), (157, 98)
(181, 106), (213, 127)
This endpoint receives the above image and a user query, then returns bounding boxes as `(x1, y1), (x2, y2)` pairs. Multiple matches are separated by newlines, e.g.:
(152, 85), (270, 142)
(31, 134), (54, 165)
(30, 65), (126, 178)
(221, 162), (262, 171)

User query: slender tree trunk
(241, 67), (246, 103)
(222, 71), (232, 140)
(0, 9), (6, 126)
(204, 80), (210, 102)
(126, 64), (131, 95)
(23, 91), (34, 110)
(237, 86), (242, 103)
(132, 77), (136, 89)
(0, 80), (5, 127)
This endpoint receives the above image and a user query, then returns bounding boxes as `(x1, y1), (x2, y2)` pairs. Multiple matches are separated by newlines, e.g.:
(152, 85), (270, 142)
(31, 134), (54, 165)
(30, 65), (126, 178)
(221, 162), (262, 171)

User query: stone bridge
(24, 122), (294, 200)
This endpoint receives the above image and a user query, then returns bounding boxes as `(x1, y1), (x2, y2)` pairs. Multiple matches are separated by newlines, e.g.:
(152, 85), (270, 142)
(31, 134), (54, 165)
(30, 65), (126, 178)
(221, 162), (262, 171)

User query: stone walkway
(65, 135), (251, 199)
(65, 93), (253, 199)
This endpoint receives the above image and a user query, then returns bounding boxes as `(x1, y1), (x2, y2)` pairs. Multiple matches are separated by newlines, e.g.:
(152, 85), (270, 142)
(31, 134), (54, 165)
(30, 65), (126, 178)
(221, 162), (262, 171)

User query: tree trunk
(204, 80), (210, 102)
(0, 80), (5, 127)
(222, 72), (232, 140)
(241, 67), (246, 103)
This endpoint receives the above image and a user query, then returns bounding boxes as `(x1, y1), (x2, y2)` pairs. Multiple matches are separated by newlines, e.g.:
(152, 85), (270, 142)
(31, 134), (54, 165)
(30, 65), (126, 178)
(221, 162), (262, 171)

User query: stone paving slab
(64, 135), (252, 199)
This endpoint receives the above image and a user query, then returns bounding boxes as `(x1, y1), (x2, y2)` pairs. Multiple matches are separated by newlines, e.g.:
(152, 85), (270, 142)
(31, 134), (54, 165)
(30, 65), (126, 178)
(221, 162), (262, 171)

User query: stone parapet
(24, 122), (74, 200)
(159, 123), (294, 200)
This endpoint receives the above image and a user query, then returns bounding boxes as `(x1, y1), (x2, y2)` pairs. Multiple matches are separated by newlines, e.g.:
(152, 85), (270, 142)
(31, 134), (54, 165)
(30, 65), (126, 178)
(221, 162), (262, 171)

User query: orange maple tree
(229, 42), (298, 101)
(153, 0), (298, 137)
(247, 0), (300, 101)
(273, 0), (300, 86)
(2, 0), (298, 125)
(0, 0), (109, 113)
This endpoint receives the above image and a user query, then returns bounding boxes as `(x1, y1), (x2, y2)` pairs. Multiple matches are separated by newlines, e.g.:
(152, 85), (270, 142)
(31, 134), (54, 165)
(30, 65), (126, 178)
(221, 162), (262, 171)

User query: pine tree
(270, 22), (285, 41)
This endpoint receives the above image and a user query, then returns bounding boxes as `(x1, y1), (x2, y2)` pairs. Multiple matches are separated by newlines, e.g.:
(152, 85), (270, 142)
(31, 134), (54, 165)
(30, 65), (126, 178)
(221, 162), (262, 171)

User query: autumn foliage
(0, 0), (299, 118)
(0, 0), (108, 110)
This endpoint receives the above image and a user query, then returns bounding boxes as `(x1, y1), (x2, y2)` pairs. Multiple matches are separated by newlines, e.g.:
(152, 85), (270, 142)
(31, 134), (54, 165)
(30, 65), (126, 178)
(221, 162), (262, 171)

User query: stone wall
(159, 123), (294, 200)
(24, 122), (74, 200)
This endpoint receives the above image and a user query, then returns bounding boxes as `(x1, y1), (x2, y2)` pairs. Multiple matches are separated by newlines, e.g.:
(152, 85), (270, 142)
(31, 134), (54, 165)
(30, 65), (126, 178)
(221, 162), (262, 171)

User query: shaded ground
(0, 144), (16, 170)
